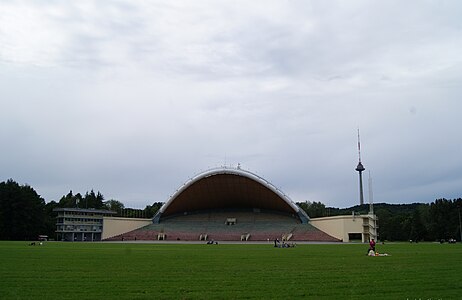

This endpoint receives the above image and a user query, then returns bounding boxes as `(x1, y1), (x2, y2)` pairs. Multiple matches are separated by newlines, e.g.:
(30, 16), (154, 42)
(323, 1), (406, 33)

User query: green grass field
(0, 241), (461, 299)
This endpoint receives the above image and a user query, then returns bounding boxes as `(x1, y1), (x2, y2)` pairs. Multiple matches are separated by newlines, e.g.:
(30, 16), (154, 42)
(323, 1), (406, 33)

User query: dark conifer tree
(0, 179), (46, 240)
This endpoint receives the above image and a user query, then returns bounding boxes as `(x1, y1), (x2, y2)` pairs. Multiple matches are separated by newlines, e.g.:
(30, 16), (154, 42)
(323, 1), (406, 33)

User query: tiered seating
(104, 210), (340, 242)
(291, 224), (340, 242)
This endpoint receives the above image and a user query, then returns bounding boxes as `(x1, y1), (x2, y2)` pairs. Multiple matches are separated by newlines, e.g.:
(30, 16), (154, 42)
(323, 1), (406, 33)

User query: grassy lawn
(0, 241), (461, 299)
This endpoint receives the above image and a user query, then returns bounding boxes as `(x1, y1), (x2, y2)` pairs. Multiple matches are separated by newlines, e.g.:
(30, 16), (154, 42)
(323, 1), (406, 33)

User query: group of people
(274, 238), (296, 248)
(367, 238), (376, 256)
(367, 238), (389, 256)
(29, 241), (43, 246)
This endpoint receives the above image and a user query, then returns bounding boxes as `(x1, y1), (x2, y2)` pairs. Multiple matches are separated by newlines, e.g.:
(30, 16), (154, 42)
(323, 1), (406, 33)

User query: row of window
(59, 212), (105, 217)
(56, 225), (103, 232)
(57, 218), (103, 224)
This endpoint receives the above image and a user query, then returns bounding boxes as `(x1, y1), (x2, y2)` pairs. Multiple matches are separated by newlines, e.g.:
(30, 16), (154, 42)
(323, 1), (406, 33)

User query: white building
(54, 208), (116, 241)
(311, 212), (378, 242)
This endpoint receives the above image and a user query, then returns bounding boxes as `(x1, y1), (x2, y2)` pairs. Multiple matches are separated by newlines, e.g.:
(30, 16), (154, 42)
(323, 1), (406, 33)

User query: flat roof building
(310, 213), (378, 242)
(54, 208), (116, 242)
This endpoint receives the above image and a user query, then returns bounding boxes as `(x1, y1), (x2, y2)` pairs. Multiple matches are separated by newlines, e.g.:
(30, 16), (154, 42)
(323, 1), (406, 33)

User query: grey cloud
(1, 1), (462, 208)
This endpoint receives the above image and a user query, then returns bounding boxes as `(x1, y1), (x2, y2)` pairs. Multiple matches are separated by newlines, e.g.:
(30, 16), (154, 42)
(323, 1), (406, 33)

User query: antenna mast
(368, 171), (374, 214)
(358, 128), (362, 163)
(355, 128), (365, 206)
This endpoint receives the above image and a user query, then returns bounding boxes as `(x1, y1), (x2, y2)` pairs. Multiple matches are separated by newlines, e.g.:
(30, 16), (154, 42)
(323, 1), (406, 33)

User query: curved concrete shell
(153, 167), (309, 223)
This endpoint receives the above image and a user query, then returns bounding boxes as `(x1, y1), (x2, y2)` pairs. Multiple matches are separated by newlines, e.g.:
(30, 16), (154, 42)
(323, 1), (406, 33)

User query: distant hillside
(298, 199), (461, 242)
(326, 202), (423, 216)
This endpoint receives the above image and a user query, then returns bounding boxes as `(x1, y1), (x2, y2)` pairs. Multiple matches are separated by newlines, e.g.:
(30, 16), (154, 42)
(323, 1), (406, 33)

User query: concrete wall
(311, 215), (370, 242)
(102, 217), (152, 240)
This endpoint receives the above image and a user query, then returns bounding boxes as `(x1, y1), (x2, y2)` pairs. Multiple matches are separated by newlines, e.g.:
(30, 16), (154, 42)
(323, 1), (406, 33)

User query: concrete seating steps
(104, 212), (340, 242)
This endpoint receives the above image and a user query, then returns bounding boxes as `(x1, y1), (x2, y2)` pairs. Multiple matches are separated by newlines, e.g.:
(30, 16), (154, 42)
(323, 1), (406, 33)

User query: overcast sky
(1, 0), (461, 208)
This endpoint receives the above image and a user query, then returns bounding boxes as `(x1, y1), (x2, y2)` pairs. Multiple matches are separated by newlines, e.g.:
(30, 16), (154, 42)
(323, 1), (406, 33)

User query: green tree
(375, 208), (392, 241)
(43, 200), (59, 238)
(297, 201), (327, 218)
(58, 191), (82, 208)
(57, 190), (104, 209)
(104, 199), (125, 214)
(0, 179), (46, 240)
(409, 208), (427, 241)
(144, 202), (163, 218)
(429, 198), (461, 241)
(83, 190), (104, 209)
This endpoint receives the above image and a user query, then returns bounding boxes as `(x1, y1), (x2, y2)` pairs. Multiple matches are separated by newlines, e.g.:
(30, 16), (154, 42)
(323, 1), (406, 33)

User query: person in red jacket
(369, 238), (376, 252)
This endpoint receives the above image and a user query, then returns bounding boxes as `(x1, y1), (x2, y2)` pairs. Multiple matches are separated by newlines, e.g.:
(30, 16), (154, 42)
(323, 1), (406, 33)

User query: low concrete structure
(311, 213), (378, 243)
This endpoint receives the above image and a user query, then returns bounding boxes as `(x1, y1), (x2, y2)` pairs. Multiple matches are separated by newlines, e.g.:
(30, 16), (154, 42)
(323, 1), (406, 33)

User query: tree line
(0, 179), (163, 240)
(297, 199), (462, 242)
(1, 179), (461, 241)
